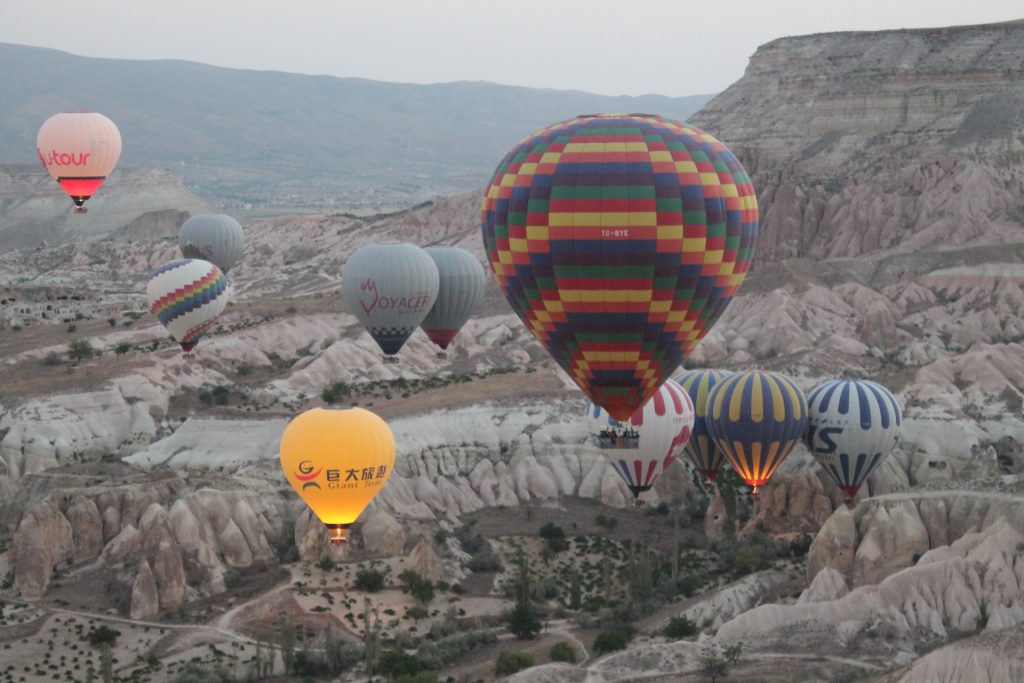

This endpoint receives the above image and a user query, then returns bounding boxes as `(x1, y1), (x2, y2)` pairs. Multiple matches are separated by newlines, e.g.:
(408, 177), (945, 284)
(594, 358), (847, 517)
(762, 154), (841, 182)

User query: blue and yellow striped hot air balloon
(705, 370), (808, 494)
(673, 368), (731, 484)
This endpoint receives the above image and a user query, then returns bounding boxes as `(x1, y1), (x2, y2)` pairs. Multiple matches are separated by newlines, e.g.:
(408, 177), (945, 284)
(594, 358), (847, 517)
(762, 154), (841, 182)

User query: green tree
(99, 644), (113, 683)
(593, 627), (634, 654)
(378, 649), (420, 678)
(68, 338), (95, 363)
(354, 566), (386, 592)
(538, 522), (568, 553)
(495, 650), (534, 676)
(507, 549), (541, 639)
(363, 596), (382, 676)
(398, 569), (436, 607)
(569, 569), (582, 610)
(549, 641), (577, 663)
(664, 616), (699, 639)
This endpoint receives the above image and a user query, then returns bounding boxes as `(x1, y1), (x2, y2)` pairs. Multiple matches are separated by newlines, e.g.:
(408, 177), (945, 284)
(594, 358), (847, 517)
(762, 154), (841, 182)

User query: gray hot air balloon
(178, 214), (245, 274)
(341, 243), (440, 360)
(420, 247), (485, 356)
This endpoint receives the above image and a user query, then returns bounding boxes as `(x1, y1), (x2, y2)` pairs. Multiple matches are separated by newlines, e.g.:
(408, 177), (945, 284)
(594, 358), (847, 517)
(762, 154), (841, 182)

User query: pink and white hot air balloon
(37, 113), (122, 213)
(585, 379), (695, 500)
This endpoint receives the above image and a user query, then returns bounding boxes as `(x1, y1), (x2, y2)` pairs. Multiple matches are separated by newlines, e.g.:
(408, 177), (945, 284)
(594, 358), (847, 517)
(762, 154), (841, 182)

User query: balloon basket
(435, 351), (448, 360)
(328, 525), (349, 544)
(74, 207), (87, 214)
(750, 486), (760, 499)
(382, 356), (400, 365)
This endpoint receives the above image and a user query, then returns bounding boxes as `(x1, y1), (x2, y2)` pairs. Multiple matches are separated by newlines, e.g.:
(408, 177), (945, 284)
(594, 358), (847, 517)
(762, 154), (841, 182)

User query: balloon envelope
(673, 368), (731, 483)
(705, 371), (808, 491)
(279, 406), (395, 542)
(420, 247), (485, 350)
(805, 378), (902, 501)
(179, 214), (245, 273)
(146, 259), (229, 353)
(481, 114), (758, 421)
(585, 378), (695, 498)
(37, 113), (122, 211)
(341, 243), (440, 355)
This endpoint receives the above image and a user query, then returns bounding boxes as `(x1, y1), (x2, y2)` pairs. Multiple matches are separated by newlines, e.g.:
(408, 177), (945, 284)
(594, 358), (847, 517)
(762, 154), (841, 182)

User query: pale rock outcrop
(9, 501), (75, 600)
(798, 567), (849, 603)
(806, 504), (858, 581)
(406, 537), (443, 582)
(680, 569), (796, 633)
(896, 626), (1024, 683)
(853, 501), (930, 586)
(131, 559), (160, 620)
(359, 509), (406, 557)
(704, 490), (728, 542)
(66, 496), (103, 560)
(102, 524), (142, 563)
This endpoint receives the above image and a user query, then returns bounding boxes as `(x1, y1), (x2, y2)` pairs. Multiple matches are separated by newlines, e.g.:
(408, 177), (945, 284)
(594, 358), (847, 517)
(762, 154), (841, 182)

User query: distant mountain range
(0, 43), (713, 208)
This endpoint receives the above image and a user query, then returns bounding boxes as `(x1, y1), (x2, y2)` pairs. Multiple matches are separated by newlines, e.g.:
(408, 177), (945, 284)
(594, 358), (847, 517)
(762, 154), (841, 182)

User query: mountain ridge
(0, 42), (714, 209)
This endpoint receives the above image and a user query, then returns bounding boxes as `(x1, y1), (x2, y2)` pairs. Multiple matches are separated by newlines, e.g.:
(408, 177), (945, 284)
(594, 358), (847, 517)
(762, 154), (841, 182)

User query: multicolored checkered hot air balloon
(673, 368), (732, 484)
(805, 378), (902, 502)
(481, 114), (757, 421)
(705, 370), (808, 495)
(147, 259), (229, 354)
(584, 378), (694, 500)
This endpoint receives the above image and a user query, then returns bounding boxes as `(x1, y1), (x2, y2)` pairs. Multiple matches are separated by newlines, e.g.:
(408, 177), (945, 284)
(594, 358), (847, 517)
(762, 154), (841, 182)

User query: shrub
(321, 381), (352, 404)
(467, 546), (503, 573)
(66, 324), (77, 333)
(396, 673), (438, 683)
(115, 342), (132, 355)
(67, 339), (95, 362)
(86, 625), (120, 647)
(416, 629), (496, 669)
(107, 318), (116, 327)
(399, 570), (436, 606)
(211, 385), (230, 405)
(664, 616), (698, 639)
(549, 641), (576, 663)
(43, 351), (62, 366)
(494, 650), (534, 676)
(595, 514), (618, 530)
(353, 567), (385, 592)
(538, 522), (568, 553)
(593, 626), (634, 654)
(378, 649), (420, 677)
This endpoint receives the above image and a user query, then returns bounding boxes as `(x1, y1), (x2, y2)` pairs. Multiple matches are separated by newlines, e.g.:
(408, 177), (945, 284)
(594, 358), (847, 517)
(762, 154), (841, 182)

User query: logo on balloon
(358, 278), (433, 317)
(295, 460), (322, 490)
(37, 148), (92, 167)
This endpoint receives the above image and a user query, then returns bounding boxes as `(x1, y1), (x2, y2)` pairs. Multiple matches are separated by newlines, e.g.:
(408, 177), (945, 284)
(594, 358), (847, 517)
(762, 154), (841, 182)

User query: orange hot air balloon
(280, 407), (395, 543)
(37, 113), (122, 213)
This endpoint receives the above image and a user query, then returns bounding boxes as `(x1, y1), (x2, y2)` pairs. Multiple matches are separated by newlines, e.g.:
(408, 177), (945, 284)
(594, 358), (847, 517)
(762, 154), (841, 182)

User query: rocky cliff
(691, 20), (1024, 263)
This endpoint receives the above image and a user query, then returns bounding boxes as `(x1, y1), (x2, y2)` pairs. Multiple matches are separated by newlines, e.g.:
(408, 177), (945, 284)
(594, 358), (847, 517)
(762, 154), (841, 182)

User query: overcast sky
(2, 1), (1020, 96)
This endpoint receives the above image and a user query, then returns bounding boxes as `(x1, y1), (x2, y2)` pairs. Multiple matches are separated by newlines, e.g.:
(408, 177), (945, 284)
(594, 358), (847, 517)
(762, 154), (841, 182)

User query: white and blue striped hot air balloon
(805, 378), (902, 502)
(585, 379), (695, 500)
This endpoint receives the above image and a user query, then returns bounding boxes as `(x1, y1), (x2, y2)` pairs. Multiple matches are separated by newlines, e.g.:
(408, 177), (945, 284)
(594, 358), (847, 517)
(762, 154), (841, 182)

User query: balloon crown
(576, 112), (663, 119)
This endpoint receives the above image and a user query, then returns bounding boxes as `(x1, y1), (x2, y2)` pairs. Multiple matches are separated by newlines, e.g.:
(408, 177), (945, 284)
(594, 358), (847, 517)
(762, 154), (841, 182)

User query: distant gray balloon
(341, 243), (440, 356)
(178, 214), (245, 273)
(420, 247), (485, 350)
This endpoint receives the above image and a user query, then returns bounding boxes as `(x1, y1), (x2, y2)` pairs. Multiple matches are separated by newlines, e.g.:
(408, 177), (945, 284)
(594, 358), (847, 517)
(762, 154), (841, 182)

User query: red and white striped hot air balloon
(585, 379), (695, 501)
(37, 113), (122, 213)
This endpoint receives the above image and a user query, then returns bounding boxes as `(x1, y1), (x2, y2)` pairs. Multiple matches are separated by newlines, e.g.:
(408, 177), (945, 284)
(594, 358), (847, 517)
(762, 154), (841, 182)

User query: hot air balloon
(341, 243), (439, 361)
(280, 406), (395, 543)
(420, 247), (486, 357)
(481, 114), (758, 421)
(805, 378), (902, 502)
(147, 259), (229, 354)
(674, 368), (731, 484)
(178, 214), (245, 274)
(705, 371), (808, 495)
(37, 113), (122, 213)
(585, 378), (694, 501)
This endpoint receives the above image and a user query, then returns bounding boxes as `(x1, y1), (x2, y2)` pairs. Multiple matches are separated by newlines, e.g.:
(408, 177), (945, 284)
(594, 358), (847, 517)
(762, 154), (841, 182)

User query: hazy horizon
(2, 1), (1021, 97)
